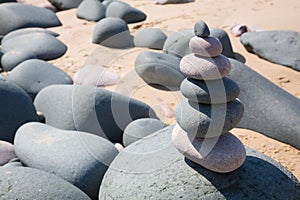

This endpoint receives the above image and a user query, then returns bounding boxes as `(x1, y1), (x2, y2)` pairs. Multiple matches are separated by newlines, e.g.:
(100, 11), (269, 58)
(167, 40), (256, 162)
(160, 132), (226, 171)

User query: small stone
(106, 1), (146, 24)
(34, 85), (156, 143)
(0, 3), (61, 35)
(240, 30), (300, 71)
(0, 166), (91, 199)
(179, 54), (231, 80)
(180, 77), (240, 104)
(155, 0), (194, 5)
(189, 36), (223, 57)
(114, 143), (124, 152)
(135, 51), (185, 88)
(1, 27), (59, 44)
(48, 0), (84, 10)
(102, 0), (116, 7)
(172, 124), (246, 173)
(0, 79), (38, 143)
(134, 28), (167, 50)
(77, 0), (106, 22)
(175, 98), (244, 138)
(194, 20), (210, 37)
(210, 28), (235, 58)
(123, 118), (167, 146)
(92, 17), (133, 48)
(0, 140), (16, 166)
(74, 64), (120, 86)
(14, 122), (119, 199)
(6, 59), (73, 99)
(1, 32), (67, 71)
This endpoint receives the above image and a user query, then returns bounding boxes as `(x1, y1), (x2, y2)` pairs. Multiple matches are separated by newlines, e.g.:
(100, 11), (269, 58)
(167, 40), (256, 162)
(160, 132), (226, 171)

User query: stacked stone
(172, 20), (246, 173)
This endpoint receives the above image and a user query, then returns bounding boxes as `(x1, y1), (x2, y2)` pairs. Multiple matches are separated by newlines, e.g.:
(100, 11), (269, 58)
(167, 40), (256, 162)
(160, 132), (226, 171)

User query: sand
(5, 0), (300, 179)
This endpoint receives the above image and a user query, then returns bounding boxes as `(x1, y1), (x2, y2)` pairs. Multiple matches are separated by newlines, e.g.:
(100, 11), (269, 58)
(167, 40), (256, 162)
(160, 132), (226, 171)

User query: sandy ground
(12, 0), (300, 180)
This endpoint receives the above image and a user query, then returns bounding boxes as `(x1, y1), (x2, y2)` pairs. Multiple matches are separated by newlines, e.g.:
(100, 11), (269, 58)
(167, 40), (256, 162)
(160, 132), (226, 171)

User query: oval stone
(76, 0), (106, 22)
(172, 124), (246, 173)
(189, 36), (223, 57)
(194, 19), (210, 37)
(0, 165), (91, 199)
(135, 51), (185, 88)
(0, 79), (38, 143)
(123, 118), (167, 146)
(175, 99), (244, 138)
(92, 17), (133, 48)
(134, 28), (167, 50)
(106, 1), (146, 24)
(180, 77), (240, 104)
(14, 122), (119, 199)
(6, 59), (73, 99)
(0, 140), (16, 166)
(180, 53), (231, 80)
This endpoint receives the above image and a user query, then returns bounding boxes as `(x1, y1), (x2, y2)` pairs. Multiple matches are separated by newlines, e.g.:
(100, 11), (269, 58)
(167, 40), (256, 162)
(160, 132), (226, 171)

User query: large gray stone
(34, 85), (156, 143)
(180, 77), (240, 104)
(175, 99), (244, 138)
(14, 122), (118, 199)
(92, 17), (133, 48)
(228, 59), (300, 149)
(1, 32), (67, 71)
(48, 0), (83, 10)
(135, 51), (185, 88)
(77, 0), (106, 22)
(106, 1), (146, 24)
(0, 3), (61, 35)
(6, 59), (73, 99)
(240, 30), (300, 71)
(0, 79), (38, 143)
(1, 27), (59, 44)
(99, 126), (300, 199)
(0, 165), (91, 200)
(123, 118), (167, 146)
(134, 28), (167, 50)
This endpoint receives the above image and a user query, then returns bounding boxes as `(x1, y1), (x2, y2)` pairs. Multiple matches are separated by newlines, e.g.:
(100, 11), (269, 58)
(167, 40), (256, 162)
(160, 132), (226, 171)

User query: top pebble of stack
(194, 20), (210, 37)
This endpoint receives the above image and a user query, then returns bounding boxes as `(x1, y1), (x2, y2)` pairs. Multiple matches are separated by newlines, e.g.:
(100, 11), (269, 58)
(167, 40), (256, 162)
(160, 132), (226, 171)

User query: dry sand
(13, 0), (300, 179)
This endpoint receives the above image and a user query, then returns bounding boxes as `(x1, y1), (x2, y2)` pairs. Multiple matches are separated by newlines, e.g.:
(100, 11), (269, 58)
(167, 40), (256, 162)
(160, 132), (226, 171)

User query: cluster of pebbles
(172, 20), (246, 173)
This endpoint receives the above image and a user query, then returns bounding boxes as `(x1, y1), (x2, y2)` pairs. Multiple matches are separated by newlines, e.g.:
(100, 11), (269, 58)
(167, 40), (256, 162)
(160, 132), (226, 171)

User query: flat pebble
(6, 59), (73, 99)
(189, 36), (222, 57)
(106, 1), (146, 24)
(134, 28), (167, 50)
(180, 54), (231, 80)
(175, 98), (244, 138)
(0, 3), (61, 35)
(172, 124), (246, 173)
(180, 77), (240, 104)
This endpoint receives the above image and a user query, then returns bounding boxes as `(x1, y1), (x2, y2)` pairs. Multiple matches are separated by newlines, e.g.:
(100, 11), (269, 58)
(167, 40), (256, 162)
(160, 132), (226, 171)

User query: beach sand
(14, 0), (300, 179)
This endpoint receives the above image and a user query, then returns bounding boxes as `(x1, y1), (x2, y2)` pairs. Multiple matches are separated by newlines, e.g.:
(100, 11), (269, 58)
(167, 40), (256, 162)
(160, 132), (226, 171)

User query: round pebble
(175, 98), (244, 138)
(0, 140), (16, 166)
(134, 28), (167, 50)
(123, 118), (167, 146)
(172, 124), (246, 173)
(76, 0), (106, 22)
(189, 36), (223, 57)
(180, 77), (240, 104)
(180, 53), (231, 80)
(194, 20), (210, 37)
